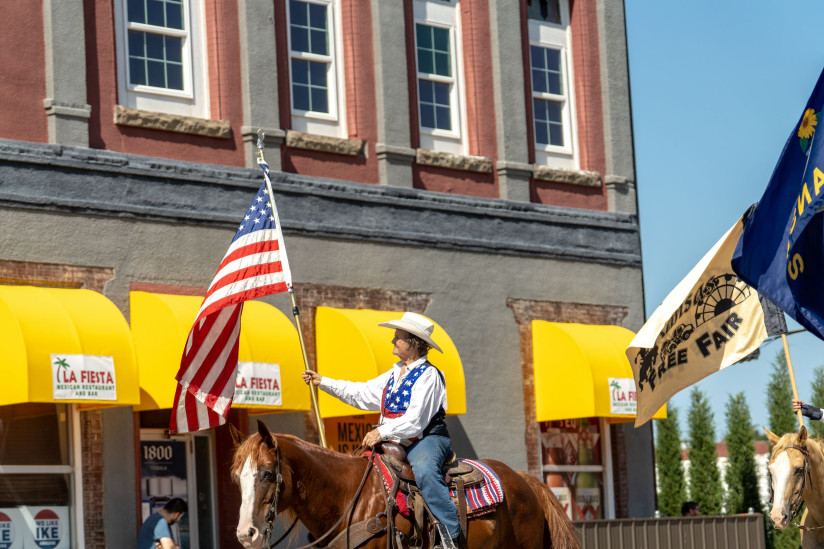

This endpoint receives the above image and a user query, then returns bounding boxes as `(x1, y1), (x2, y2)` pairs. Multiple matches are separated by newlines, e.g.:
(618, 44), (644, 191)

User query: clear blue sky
(625, 2), (824, 438)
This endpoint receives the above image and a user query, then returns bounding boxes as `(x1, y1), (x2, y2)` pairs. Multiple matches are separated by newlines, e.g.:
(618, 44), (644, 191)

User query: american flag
(170, 160), (292, 434)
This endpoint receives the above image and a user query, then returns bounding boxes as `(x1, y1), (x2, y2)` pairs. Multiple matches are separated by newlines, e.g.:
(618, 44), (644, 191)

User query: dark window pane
(0, 404), (70, 466)
(549, 124), (563, 146)
(165, 1), (183, 30)
(128, 30), (145, 57)
(291, 26), (309, 52)
(147, 0), (164, 26)
(291, 58), (309, 84)
(420, 103), (435, 128)
(527, 0), (561, 24)
(293, 83), (310, 110)
(436, 106), (451, 130)
(546, 49), (560, 71)
(418, 79), (433, 103)
(532, 69), (546, 93)
(309, 3), (326, 29)
(434, 81), (449, 106)
(533, 98), (547, 121)
(310, 29), (328, 55)
(535, 121), (548, 145)
(547, 72), (561, 95)
(127, 0), (145, 23)
(311, 87), (328, 113)
(434, 52), (450, 77)
(290, 0), (307, 26)
(433, 27), (449, 51)
(146, 33), (164, 60)
(147, 60), (165, 87)
(0, 474), (70, 507)
(129, 57), (146, 85)
(417, 48), (433, 74)
(416, 24), (431, 49)
(530, 46), (544, 69)
(309, 60), (327, 87)
(546, 100), (562, 122)
(166, 36), (182, 62)
(167, 64), (183, 90)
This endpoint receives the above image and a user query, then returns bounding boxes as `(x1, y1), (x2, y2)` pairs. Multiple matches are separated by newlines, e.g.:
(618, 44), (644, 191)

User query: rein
(265, 448), (381, 549)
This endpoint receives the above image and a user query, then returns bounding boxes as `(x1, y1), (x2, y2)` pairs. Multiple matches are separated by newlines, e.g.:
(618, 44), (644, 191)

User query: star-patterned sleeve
(318, 370), (392, 412)
(377, 366), (446, 442)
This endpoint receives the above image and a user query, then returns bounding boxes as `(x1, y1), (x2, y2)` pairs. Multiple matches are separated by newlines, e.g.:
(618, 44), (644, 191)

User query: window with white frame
(0, 404), (84, 546)
(527, 0), (577, 169)
(414, 0), (465, 155)
(114, 0), (210, 119)
(287, 0), (346, 138)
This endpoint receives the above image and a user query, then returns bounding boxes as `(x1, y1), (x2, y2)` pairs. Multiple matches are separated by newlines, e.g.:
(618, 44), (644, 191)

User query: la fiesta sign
(233, 362), (282, 406)
(51, 354), (117, 401)
(608, 377), (637, 415)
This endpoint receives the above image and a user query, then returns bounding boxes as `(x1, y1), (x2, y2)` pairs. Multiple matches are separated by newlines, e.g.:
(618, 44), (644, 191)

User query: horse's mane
(231, 432), (362, 479)
(771, 431), (824, 461)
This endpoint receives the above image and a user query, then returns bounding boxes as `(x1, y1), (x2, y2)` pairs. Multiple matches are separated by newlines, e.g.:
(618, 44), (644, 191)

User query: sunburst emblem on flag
(799, 107), (820, 154)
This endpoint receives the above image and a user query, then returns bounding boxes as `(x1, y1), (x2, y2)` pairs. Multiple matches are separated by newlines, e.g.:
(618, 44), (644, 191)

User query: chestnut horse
(765, 425), (824, 548)
(232, 421), (579, 549)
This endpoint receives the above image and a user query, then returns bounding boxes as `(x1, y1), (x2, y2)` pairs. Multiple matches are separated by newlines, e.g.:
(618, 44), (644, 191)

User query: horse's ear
(799, 424), (808, 444)
(229, 423), (245, 446)
(257, 419), (276, 449)
(764, 427), (780, 444)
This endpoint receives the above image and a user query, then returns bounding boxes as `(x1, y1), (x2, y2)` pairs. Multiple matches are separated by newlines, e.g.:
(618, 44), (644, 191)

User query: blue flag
(731, 67), (824, 340)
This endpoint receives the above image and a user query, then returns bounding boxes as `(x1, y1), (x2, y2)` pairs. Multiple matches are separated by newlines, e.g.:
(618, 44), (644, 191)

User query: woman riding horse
(302, 312), (460, 548)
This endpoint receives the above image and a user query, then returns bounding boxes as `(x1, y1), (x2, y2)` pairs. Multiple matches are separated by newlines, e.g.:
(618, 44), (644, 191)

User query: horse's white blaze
(769, 452), (792, 523)
(237, 456), (261, 536)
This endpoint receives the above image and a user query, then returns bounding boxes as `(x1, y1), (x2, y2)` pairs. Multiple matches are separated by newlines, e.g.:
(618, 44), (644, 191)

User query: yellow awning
(532, 321), (666, 423)
(130, 291), (309, 413)
(315, 307), (466, 418)
(0, 285), (139, 408)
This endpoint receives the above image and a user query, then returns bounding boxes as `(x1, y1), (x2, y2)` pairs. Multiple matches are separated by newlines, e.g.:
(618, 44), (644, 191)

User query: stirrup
(433, 523), (458, 549)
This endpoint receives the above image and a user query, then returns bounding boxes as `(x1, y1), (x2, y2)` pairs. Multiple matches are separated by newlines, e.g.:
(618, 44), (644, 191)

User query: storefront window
(540, 417), (604, 520)
(0, 403), (77, 548)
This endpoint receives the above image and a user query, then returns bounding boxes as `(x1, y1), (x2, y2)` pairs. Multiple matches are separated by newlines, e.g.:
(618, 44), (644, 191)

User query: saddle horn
(257, 420), (276, 450)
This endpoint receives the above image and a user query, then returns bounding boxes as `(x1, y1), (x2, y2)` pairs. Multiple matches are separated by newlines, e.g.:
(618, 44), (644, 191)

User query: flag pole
(781, 333), (804, 428)
(256, 131), (328, 448)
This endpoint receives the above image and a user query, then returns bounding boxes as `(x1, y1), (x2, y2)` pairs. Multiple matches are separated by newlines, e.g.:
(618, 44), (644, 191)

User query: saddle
(376, 442), (485, 490)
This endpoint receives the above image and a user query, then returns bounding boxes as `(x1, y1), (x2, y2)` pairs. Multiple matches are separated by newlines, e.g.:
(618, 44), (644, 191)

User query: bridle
(769, 443), (811, 525)
(256, 441), (383, 549)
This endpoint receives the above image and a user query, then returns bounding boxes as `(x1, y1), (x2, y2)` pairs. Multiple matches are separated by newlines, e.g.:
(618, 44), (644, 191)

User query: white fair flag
(627, 217), (767, 426)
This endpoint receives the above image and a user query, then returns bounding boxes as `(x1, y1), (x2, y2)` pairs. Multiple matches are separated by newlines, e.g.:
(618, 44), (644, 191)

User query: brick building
(0, 0), (657, 547)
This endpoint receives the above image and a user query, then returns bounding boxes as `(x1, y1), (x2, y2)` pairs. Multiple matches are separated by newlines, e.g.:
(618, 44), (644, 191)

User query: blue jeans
(406, 435), (461, 540)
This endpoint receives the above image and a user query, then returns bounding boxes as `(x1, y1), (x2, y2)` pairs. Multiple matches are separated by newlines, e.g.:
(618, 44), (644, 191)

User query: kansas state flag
(732, 67), (824, 340)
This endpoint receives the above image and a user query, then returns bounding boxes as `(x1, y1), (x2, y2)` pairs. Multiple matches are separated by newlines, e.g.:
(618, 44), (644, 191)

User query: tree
(686, 387), (722, 515)
(655, 405), (685, 516)
(809, 365), (824, 439)
(723, 392), (761, 514)
(766, 351), (797, 437)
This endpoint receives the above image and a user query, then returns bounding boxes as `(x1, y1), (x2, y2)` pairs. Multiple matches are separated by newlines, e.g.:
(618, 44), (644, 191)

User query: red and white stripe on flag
(171, 172), (291, 434)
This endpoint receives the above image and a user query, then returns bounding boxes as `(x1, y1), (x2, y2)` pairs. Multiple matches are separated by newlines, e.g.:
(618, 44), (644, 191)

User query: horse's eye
(261, 470), (275, 482)
(795, 466), (804, 474)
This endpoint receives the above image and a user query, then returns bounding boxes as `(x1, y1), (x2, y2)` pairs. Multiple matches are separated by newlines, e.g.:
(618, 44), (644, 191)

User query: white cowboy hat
(379, 312), (443, 353)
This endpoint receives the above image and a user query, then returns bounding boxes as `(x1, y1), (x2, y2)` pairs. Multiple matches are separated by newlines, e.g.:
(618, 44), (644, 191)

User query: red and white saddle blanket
(374, 456), (504, 518)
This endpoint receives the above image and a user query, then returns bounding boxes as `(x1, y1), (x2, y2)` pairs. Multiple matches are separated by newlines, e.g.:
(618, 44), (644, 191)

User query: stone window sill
(532, 165), (601, 188)
(114, 106), (232, 138)
(415, 149), (493, 174)
(285, 130), (366, 157)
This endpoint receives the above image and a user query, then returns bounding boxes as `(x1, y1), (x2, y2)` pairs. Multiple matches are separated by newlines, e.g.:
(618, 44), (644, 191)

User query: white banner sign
(51, 354), (117, 401)
(0, 507), (70, 549)
(234, 362), (282, 406)
(608, 377), (637, 415)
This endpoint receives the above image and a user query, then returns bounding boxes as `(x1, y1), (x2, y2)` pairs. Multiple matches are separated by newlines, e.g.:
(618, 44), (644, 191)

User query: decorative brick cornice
(415, 149), (493, 173)
(0, 260), (115, 292)
(285, 130), (366, 157)
(114, 105), (232, 139)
